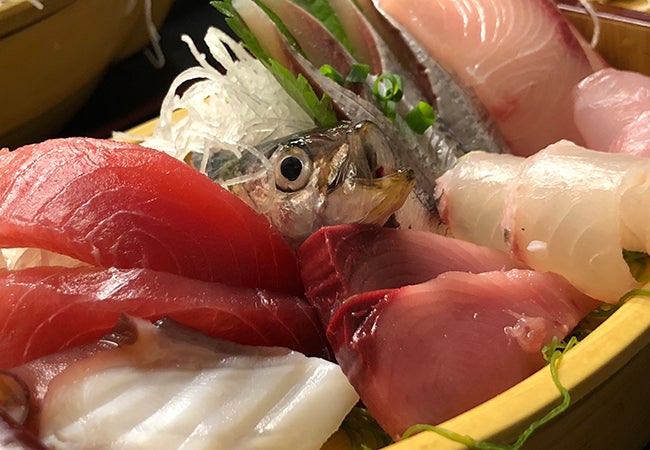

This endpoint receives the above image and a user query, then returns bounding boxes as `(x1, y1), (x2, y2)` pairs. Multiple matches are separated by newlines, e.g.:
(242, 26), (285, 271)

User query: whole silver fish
(229, 0), (504, 236)
(204, 121), (415, 247)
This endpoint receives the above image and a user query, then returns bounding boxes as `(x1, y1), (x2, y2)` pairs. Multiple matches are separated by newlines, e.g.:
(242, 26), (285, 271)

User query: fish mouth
(323, 169), (415, 227)
(323, 121), (415, 227)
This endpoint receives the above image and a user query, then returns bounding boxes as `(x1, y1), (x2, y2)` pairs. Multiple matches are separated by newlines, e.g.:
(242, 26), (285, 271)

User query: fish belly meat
(437, 140), (650, 303)
(10, 316), (358, 450)
(0, 138), (302, 295)
(298, 224), (526, 325)
(0, 266), (330, 369)
(326, 270), (597, 438)
(574, 68), (650, 154)
(376, 0), (603, 156)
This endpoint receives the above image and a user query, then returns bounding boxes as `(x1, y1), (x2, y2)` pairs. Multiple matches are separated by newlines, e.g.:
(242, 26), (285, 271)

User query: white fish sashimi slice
(504, 141), (646, 303)
(436, 140), (650, 303)
(39, 318), (358, 450)
(435, 151), (524, 251)
(376, 0), (601, 156)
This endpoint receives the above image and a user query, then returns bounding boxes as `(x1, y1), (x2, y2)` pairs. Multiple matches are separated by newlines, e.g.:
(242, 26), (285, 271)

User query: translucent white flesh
(437, 140), (650, 303)
(39, 326), (358, 450)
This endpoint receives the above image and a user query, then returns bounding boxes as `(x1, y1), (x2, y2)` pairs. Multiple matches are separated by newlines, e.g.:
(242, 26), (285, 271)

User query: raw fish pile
(2, 0), (650, 449)
(298, 225), (598, 437)
(0, 139), (350, 449)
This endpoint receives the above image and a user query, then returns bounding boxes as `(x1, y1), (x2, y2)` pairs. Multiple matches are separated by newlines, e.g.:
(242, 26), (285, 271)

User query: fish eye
(271, 144), (312, 192)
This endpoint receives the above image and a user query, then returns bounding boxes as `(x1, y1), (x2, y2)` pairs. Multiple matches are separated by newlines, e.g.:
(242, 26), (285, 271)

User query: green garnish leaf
(623, 249), (650, 282)
(211, 0), (270, 61)
(401, 336), (576, 450)
(211, 0), (337, 128)
(405, 101), (437, 134)
(320, 64), (345, 85)
(339, 407), (393, 450)
(270, 60), (338, 127)
(346, 63), (371, 84)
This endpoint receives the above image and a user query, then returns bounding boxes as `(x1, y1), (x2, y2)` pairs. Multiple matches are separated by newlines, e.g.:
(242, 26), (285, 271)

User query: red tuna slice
(298, 224), (526, 324)
(328, 270), (599, 439)
(0, 266), (330, 369)
(375, 0), (604, 156)
(0, 138), (302, 295)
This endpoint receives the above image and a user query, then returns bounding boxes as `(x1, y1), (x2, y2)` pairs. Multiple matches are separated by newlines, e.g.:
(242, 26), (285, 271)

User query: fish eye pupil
(280, 156), (303, 181)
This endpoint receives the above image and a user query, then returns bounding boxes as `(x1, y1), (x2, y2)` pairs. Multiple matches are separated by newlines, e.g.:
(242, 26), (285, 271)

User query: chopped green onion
(383, 100), (397, 122)
(405, 101), (437, 134)
(346, 63), (371, 83)
(373, 73), (403, 102)
(320, 64), (345, 86)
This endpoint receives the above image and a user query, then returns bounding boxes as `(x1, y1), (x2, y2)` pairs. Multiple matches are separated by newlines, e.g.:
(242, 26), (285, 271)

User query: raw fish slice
(327, 270), (598, 438)
(37, 316), (358, 450)
(438, 140), (650, 303)
(610, 110), (650, 156)
(354, 0), (507, 154)
(573, 68), (650, 152)
(0, 138), (302, 295)
(503, 141), (647, 303)
(256, 0), (356, 76)
(298, 224), (526, 324)
(435, 151), (524, 250)
(0, 266), (329, 369)
(376, 0), (603, 156)
(2, 339), (115, 432)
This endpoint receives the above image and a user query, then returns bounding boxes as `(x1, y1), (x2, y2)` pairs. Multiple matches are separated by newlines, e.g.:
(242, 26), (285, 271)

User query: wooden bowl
(125, 6), (650, 449)
(0, 0), (174, 148)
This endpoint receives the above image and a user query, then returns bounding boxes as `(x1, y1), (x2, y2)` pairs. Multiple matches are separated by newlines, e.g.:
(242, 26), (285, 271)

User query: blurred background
(0, 0), (233, 149)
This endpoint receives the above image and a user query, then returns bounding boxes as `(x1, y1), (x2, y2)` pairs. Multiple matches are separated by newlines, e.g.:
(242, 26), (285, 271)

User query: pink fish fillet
(376, 0), (605, 156)
(0, 138), (302, 295)
(328, 270), (598, 438)
(0, 266), (330, 369)
(574, 68), (650, 154)
(298, 224), (526, 325)
(299, 224), (598, 437)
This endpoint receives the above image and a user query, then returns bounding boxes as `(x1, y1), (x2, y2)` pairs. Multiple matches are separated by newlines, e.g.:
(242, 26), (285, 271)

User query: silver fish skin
(203, 121), (415, 247)
(330, 1), (506, 155)
(289, 48), (458, 233)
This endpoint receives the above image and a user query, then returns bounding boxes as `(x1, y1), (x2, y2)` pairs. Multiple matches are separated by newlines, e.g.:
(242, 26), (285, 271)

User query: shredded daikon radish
(579, 0), (601, 47)
(120, 27), (315, 187)
(142, 0), (165, 68)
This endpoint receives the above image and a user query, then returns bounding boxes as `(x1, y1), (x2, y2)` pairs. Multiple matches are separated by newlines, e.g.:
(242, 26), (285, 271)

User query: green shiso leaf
(270, 60), (338, 127)
(211, 0), (270, 61)
(211, 0), (337, 127)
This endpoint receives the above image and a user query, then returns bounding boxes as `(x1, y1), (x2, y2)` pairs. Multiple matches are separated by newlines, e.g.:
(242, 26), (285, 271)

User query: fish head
(223, 121), (414, 246)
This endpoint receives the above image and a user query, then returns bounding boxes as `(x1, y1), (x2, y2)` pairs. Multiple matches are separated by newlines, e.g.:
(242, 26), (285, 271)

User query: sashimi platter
(2, 0), (650, 449)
